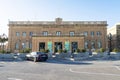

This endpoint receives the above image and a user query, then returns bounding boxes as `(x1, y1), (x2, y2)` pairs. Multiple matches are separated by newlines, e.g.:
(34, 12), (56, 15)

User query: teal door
(48, 41), (52, 52)
(65, 41), (70, 51)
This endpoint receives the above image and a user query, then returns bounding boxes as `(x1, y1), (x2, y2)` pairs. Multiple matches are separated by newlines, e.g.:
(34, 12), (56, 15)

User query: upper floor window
(70, 31), (74, 36)
(43, 31), (48, 36)
(91, 31), (94, 37)
(16, 32), (20, 36)
(29, 32), (33, 36)
(22, 32), (26, 37)
(96, 31), (101, 37)
(117, 25), (120, 29)
(56, 31), (61, 36)
(84, 31), (88, 37)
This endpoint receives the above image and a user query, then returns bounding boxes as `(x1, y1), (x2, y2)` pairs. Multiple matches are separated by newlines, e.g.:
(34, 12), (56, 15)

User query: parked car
(26, 52), (48, 62)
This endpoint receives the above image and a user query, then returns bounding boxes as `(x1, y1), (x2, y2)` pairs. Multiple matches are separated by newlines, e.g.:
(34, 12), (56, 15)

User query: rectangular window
(70, 32), (74, 36)
(29, 32), (33, 36)
(16, 32), (20, 36)
(84, 41), (88, 49)
(91, 31), (94, 37)
(43, 31), (48, 36)
(84, 31), (88, 36)
(96, 31), (101, 36)
(22, 32), (26, 37)
(117, 25), (120, 29)
(56, 31), (61, 36)
(29, 42), (32, 49)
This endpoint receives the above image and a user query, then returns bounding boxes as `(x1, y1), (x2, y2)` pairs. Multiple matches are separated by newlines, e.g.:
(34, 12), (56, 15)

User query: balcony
(32, 33), (84, 37)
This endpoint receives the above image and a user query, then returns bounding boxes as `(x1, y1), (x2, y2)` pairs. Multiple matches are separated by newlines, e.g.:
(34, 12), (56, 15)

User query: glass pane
(70, 32), (74, 36)
(15, 43), (19, 49)
(56, 31), (61, 36)
(43, 31), (48, 36)
(91, 41), (95, 49)
(84, 31), (88, 36)
(91, 31), (94, 37)
(85, 41), (88, 49)
(16, 32), (20, 36)
(29, 32), (33, 36)
(22, 32), (26, 36)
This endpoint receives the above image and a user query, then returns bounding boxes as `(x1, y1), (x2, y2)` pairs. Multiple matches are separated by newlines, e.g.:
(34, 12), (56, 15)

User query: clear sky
(0, 0), (120, 36)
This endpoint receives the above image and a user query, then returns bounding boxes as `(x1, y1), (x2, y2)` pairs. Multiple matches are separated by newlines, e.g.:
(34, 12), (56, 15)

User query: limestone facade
(107, 23), (120, 50)
(8, 18), (107, 52)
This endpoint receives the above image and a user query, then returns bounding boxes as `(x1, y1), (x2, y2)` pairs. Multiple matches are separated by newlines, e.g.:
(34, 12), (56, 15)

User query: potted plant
(76, 48), (81, 53)
(112, 48), (119, 53)
(45, 49), (50, 53)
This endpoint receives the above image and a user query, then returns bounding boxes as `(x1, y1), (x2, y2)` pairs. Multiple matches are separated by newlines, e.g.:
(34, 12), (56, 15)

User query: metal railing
(9, 21), (107, 25)
(32, 33), (84, 37)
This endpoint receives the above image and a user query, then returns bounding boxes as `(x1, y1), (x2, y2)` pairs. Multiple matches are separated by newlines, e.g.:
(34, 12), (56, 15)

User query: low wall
(55, 52), (120, 61)
(0, 52), (120, 61)
(0, 53), (27, 60)
(0, 53), (52, 60)
(0, 54), (14, 60)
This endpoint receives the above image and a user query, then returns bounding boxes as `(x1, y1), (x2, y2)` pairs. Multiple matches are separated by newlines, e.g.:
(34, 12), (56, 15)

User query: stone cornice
(8, 21), (107, 26)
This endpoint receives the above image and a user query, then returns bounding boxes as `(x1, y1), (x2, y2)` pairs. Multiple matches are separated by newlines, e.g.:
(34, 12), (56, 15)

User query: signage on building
(48, 41), (52, 52)
(65, 41), (70, 51)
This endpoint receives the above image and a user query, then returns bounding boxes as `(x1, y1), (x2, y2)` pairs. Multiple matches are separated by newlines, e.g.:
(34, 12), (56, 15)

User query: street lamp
(107, 33), (112, 55)
(18, 39), (21, 52)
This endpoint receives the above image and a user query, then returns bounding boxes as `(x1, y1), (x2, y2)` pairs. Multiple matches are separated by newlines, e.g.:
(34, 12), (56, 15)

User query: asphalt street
(0, 59), (120, 80)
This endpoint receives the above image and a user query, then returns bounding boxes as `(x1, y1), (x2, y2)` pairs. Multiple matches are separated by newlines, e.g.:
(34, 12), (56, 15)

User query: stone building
(107, 23), (120, 50)
(8, 18), (107, 53)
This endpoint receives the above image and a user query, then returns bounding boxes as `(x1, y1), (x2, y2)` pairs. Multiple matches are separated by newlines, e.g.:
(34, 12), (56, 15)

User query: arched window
(91, 41), (95, 49)
(15, 42), (19, 49)
(97, 40), (102, 48)
(84, 41), (88, 49)
(22, 42), (26, 49)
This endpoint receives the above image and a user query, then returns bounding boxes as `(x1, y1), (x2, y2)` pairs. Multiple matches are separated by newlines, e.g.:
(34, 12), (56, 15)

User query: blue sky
(0, 0), (120, 35)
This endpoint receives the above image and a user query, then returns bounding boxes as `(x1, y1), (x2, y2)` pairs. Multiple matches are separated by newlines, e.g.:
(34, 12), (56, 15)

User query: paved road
(0, 59), (120, 80)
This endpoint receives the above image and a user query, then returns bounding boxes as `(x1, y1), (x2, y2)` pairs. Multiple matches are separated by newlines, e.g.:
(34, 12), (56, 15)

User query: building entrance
(71, 42), (78, 53)
(54, 42), (62, 53)
(39, 42), (45, 51)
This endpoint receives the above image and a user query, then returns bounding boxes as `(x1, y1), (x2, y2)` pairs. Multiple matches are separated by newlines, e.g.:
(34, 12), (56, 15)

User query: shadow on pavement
(45, 58), (93, 65)
(0, 57), (93, 65)
(0, 65), (4, 67)
(0, 58), (26, 62)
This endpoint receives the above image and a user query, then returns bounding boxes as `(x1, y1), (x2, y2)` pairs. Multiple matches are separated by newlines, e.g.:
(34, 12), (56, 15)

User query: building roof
(8, 18), (107, 26)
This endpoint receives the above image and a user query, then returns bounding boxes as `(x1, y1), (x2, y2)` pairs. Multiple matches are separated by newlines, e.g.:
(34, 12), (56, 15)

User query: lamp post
(18, 39), (21, 52)
(107, 33), (112, 55)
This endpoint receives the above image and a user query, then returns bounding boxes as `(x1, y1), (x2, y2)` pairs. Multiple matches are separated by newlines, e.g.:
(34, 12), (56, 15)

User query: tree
(0, 34), (8, 51)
